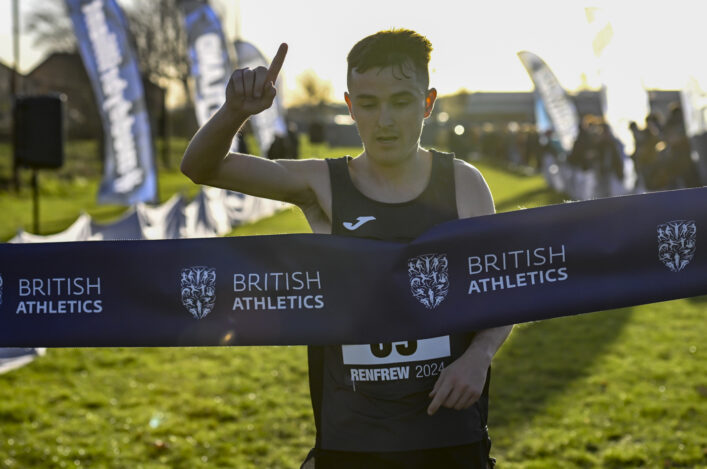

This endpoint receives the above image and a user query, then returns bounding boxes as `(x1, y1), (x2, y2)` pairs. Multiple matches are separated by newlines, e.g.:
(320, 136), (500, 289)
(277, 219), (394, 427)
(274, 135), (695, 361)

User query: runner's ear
(345, 92), (356, 121)
(424, 88), (437, 118)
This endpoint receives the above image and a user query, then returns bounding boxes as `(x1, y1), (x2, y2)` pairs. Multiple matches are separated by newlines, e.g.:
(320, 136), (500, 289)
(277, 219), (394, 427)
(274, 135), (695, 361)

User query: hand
(225, 43), (288, 117)
(427, 353), (489, 416)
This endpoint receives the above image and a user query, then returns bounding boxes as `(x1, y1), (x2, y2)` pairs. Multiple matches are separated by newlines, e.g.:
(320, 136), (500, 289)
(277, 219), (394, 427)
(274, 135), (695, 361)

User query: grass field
(0, 140), (705, 468)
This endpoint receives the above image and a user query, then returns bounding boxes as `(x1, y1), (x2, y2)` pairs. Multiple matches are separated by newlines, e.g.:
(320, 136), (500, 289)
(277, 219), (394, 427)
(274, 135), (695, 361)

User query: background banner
(179, 0), (240, 153)
(518, 50), (579, 153)
(233, 39), (288, 155)
(65, 0), (158, 205)
(0, 188), (705, 347)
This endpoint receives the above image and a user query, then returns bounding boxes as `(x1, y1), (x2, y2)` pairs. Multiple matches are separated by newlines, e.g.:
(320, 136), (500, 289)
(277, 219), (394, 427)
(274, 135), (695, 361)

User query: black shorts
(301, 437), (495, 469)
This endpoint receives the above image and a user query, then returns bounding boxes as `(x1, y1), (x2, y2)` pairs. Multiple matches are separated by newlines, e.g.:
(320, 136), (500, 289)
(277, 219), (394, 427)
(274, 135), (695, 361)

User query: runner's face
(345, 64), (436, 165)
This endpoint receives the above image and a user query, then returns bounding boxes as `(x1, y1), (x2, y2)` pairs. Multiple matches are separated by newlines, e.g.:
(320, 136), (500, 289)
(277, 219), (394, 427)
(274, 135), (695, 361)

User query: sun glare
(3, 0), (706, 105)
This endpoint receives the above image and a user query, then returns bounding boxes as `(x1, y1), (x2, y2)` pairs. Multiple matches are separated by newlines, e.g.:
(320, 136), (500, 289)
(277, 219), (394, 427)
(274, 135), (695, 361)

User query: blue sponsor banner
(233, 40), (287, 154)
(0, 188), (705, 347)
(66, 0), (157, 205)
(534, 95), (553, 135)
(518, 51), (579, 154)
(179, 0), (239, 152)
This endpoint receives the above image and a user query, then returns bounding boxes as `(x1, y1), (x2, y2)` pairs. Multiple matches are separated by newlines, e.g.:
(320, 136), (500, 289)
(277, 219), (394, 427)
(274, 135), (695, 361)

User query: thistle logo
(407, 254), (449, 309)
(658, 220), (697, 272)
(0, 273), (3, 308)
(180, 267), (216, 319)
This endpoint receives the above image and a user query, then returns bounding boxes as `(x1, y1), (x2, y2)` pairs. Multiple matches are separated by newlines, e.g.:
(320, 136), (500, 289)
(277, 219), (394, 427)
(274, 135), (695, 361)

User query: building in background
(282, 90), (681, 150)
(1, 53), (165, 142)
(0, 61), (14, 140)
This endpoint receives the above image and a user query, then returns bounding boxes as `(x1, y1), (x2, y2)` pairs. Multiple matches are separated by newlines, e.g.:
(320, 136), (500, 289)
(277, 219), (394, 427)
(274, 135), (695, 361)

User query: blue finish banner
(66, 0), (157, 205)
(0, 188), (705, 347)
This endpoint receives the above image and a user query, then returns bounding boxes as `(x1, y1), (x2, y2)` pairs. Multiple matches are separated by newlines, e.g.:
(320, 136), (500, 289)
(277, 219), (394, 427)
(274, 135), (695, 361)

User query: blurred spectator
(503, 122), (522, 166)
(467, 124), (482, 160)
(267, 121), (301, 160)
(309, 120), (326, 145)
(663, 103), (700, 188)
(568, 115), (600, 171)
(538, 129), (560, 160)
(449, 123), (470, 160)
(628, 121), (644, 160)
(523, 124), (541, 170)
(596, 122), (624, 195)
(480, 123), (501, 161)
(237, 131), (250, 155)
(634, 113), (668, 191)
(287, 121), (301, 159)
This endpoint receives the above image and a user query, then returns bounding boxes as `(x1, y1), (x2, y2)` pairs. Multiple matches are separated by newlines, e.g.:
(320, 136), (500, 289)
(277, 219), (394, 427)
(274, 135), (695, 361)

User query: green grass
(0, 139), (202, 242)
(0, 140), (705, 468)
(0, 138), (359, 241)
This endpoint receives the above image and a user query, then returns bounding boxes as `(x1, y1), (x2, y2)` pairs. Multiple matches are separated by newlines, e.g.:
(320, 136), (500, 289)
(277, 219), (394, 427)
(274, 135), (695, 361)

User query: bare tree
(123, 0), (190, 100)
(25, 1), (76, 53)
(25, 0), (190, 103)
(292, 69), (334, 107)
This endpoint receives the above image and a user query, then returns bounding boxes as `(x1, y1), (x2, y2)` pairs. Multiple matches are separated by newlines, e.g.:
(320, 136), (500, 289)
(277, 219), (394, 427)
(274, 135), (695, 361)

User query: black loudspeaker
(14, 94), (66, 169)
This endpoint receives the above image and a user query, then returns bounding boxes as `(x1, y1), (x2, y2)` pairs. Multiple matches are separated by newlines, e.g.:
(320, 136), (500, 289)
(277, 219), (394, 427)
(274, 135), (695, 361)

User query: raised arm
(181, 43), (322, 205)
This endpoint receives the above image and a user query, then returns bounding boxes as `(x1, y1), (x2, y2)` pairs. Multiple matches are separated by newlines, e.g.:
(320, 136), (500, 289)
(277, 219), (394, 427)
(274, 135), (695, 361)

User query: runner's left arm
(427, 324), (512, 415)
(427, 161), (514, 415)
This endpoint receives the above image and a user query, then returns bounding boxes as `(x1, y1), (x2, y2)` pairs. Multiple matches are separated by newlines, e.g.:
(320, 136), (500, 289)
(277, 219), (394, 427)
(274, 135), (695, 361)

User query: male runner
(182, 29), (512, 469)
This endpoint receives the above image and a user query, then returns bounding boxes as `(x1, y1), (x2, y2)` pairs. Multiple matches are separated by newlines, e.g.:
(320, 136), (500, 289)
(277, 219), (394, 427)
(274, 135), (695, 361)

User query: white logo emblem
(343, 216), (376, 231)
(180, 267), (216, 319)
(658, 220), (697, 272)
(408, 254), (449, 309)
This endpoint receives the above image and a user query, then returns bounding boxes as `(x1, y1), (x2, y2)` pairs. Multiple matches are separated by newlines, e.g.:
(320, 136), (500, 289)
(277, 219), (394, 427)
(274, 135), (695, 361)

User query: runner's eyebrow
(390, 91), (415, 99)
(353, 94), (378, 100)
(354, 91), (417, 100)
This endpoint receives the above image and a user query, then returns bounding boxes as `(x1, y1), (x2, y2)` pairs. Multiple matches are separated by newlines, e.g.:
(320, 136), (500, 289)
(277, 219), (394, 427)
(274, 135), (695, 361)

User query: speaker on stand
(13, 94), (67, 233)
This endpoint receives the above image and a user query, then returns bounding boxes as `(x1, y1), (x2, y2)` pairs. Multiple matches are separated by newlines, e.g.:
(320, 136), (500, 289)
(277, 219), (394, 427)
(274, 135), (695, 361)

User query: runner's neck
(348, 147), (433, 203)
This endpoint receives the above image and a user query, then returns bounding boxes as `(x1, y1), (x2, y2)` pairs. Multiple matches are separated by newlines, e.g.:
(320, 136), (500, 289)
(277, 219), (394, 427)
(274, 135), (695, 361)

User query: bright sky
(2, 0), (707, 104)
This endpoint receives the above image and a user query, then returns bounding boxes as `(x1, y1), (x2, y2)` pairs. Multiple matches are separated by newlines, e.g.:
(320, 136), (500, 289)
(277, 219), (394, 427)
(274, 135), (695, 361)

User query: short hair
(347, 29), (432, 91)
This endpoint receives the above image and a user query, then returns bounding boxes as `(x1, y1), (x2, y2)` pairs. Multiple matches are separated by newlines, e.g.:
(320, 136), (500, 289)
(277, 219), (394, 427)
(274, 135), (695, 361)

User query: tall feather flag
(517, 51), (580, 153)
(66, 0), (158, 205)
(233, 39), (288, 155)
(179, 0), (239, 152)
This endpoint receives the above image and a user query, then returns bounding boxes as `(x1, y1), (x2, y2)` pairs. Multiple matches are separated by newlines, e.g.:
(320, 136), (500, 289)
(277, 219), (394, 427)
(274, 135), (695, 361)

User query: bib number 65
(370, 340), (418, 358)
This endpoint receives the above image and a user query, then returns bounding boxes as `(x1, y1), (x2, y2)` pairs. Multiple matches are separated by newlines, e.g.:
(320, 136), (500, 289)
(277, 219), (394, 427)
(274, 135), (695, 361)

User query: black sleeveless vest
(307, 151), (489, 452)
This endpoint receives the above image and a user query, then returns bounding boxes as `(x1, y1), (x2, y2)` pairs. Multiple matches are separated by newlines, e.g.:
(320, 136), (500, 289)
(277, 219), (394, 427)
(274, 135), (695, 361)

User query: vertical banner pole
(11, 0), (21, 193)
(31, 170), (39, 234)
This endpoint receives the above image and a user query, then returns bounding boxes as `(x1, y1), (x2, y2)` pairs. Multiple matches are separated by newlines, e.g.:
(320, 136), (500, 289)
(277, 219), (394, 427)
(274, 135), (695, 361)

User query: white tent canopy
(8, 190), (288, 244)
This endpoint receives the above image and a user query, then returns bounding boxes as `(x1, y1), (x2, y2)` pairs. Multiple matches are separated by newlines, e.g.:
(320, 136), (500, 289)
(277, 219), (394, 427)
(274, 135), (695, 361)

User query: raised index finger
(265, 43), (288, 84)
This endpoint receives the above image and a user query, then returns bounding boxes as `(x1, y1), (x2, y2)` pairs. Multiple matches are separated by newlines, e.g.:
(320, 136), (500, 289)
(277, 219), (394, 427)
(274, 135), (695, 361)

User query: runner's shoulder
(277, 157), (332, 209)
(452, 158), (488, 191)
(452, 158), (495, 218)
(277, 157), (329, 180)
